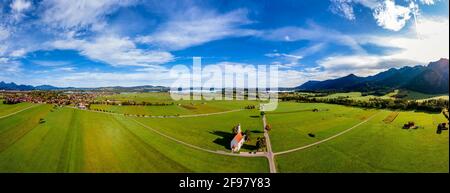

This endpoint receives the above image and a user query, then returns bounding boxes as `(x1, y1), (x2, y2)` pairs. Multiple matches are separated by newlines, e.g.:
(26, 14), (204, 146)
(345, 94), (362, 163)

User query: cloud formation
(260, 22), (365, 54)
(40, 0), (137, 31)
(52, 36), (174, 67)
(373, 0), (412, 31)
(330, 0), (438, 31)
(136, 8), (256, 50)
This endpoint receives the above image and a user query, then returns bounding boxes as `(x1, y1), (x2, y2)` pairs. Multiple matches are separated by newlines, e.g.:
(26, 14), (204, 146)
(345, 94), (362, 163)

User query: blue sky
(0, 0), (448, 87)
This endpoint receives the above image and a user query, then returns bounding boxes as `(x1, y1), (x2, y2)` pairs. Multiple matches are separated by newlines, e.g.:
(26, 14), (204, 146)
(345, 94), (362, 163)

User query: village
(0, 91), (104, 109)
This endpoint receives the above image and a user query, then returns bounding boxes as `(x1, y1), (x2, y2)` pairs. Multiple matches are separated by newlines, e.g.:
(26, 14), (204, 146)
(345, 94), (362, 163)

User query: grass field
(0, 105), (268, 172)
(266, 102), (378, 152)
(0, 102), (36, 117)
(314, 90), (449, 102)
(400, 90), (449, 101)
(0, 92), (448, 173)
(134, 109), (264, 151)
(96, 92), (174, 103)
(91, 92), (261, 116)
(315, 92), (390, 101)
(275, 110), (449, 172)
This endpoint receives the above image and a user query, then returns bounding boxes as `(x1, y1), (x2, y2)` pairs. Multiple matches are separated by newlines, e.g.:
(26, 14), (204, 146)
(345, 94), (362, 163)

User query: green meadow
(134, 109), (264, 152)
(0, 105), (268, 172)
(91, 95), (261, 116)
(266, 102), (378, 152)
(314, 90), (449, 102)
(275, 110), (449, 172)
(95, 92), (174, 103)
(0, 92), (448, 173)
(0, 102), (35, 117)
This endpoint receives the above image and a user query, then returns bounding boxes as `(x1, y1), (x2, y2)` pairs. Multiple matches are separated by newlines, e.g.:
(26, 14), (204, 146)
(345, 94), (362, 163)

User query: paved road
(178, 109), (243, 118)
(68, 105), (377, 173)
(131, 118), (266, 158)
(274, 112), (380, 156)
(0, 104), (39, 119)
(262, 114), (277, 173)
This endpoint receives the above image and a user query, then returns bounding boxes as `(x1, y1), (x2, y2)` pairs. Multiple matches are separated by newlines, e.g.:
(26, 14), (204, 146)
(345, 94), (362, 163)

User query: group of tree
(244, 105), (256, 109)
(244, 129), (251, 142)
(443, 109), (449, 120)
(256, 137), (266, 151)
(3, 98), (21, 104)
(90, 108), (114, 113)
(90, 100), (174, 106)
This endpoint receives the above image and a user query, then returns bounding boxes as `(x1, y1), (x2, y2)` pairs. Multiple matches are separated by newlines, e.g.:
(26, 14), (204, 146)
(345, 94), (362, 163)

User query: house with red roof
(230, 124), (246, 152)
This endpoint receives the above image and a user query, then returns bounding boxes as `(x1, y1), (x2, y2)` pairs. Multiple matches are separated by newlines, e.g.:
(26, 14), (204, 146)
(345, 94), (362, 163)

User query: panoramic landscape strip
(0, 0), (449, 175)
(0, 89), (448, 172)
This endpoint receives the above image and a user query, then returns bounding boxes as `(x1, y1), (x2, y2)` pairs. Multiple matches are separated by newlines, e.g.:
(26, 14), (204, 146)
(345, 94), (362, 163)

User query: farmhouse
(77, 103), (87, 110)
(230, 124), (246, 152)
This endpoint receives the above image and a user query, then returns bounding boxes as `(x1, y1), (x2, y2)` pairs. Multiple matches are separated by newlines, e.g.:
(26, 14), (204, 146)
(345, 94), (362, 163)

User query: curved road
(73, 106), (378, 173)
(131, 118), (266, 158)
(274, 112), (380, 156)
(2, 104), (378, 173)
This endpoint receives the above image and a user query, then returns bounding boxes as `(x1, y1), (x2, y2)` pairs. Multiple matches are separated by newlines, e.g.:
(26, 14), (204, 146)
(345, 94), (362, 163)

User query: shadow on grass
(249, 115), (260, 118)
(210, 130), (263, 151)
(210, 131), (233, 150)
(242, 144), (258, 151)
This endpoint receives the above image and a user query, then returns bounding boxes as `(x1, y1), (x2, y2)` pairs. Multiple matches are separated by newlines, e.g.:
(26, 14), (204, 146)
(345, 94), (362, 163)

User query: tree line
(280, 95), (448, 113)
(90, 101), (174, 106)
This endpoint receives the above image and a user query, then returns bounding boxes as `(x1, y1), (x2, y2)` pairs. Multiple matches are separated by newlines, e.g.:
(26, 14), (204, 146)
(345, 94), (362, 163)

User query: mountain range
(298, 58), (449, 94)
(0, 81), (168, 92)
(2, 58), (449, 94)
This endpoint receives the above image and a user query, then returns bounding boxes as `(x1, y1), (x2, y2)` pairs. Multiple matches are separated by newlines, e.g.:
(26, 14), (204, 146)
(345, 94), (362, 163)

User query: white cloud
(265, 53), (304, 68)
(361, 17), (449, 64)
(9, 0), (32, 21)
(9, 48), (26, 57)
(420, 0), (437, 5)
(11, 0), (31, 12)
(0, 26), (9, 41)
(137, 8), (256, 50)
(317, 54), (417, 75)
(329, 0), (380, 20)
(40, 0), (137, 30)
(0, 57), (22, 73)
(313, 16), (449, 79)
(42, 71), (174, 87)
(52, 36), (174, 67)
(261, 23), (365, 53)
(55, 67), (76, 72)
(330, 0), (441, 31)
(32, 60), (71, 67)
(373, 0), (412, 31)
(330, 0), (356, 20)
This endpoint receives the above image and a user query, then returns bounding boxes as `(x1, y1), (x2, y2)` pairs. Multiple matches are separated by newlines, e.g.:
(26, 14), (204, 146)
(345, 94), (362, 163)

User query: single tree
(265, 124), (272, 131)
(244, 129), (251, 142)
(256, 137), (267, 151)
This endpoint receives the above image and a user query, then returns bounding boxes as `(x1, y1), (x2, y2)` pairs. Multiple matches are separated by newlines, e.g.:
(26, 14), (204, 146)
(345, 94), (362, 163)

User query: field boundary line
(0, 104), (39, 119)
(177, 109), (243, 117)
(274, 112), (380, 156)
(131, 118), (266, 158)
